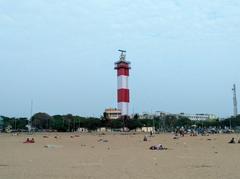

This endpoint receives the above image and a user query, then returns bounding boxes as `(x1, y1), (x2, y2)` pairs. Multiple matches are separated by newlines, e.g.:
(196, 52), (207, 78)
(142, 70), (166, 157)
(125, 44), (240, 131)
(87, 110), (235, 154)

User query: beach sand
(0, 133), (240, 179)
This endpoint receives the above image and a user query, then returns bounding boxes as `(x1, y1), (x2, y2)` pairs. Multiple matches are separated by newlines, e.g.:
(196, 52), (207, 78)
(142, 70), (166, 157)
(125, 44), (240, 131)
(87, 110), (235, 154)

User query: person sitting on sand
(229, 138), (235, 144)
(175, 128), (180, 135)
(143, 135), (148, 142)
(30, 138), (35, 143)
(180, 127), (185, 137)
(24, 138), (30, 143)
(23, 138), (35, 144)
(180, 130), (184, 137)
(238, 138), (240, 144)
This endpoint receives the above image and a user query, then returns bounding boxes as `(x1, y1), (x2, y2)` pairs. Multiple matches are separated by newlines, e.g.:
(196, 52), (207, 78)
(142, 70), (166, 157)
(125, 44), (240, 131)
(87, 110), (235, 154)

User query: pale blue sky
(0, 0), (240, 117)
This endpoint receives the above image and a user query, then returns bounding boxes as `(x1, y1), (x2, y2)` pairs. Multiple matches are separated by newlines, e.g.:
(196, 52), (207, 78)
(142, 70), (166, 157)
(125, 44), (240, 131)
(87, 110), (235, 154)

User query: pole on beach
(152, 117), (155, 134)
(28, 100), (33, 134)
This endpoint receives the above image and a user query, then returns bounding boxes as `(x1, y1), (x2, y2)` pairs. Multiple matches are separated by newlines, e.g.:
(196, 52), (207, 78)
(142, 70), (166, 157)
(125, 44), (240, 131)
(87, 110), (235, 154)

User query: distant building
(138, 111), (173, 119)
(155, 111), (172, 118)
(97, 127), (112, 132)
(178, 113), (218, 121)
(104, 108), (121, 120)
(137, 111), (218, 121)
(135, 127), (155, 133)
(138, 112), (154, 119)
(141, 127), (155, 133)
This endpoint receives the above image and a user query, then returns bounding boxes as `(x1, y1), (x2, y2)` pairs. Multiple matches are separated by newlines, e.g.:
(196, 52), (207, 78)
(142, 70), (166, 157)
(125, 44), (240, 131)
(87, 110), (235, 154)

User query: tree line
(1, 112), (240, 132)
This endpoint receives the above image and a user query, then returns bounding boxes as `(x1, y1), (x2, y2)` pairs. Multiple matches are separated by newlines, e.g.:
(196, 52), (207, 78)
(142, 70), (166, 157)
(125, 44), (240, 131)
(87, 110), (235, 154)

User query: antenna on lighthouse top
(118, 49), (126, 61)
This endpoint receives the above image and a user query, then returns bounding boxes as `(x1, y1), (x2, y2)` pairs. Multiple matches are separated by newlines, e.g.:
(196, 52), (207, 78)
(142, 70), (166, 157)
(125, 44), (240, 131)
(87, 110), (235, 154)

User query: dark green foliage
(140, 119), (153, 127)
(221, 115), (240, 128)
(31, 112), (52, 129)
(133, 114), (139, 120)
(175, 117), (192, 127)
(2, 113), (240, 133)
(51, 115), (101, 131)
(194, 119), (221, 128)
(0, 117), (3, 129)
(80, 117), (102, 130)
(0, 116), (28, 131)
(165, 115), (177, 128)
(126, 119), (143, 130)
(51, 115), (65, 132)
(15, 118), (29, 129)
(110, 119), (124, 129)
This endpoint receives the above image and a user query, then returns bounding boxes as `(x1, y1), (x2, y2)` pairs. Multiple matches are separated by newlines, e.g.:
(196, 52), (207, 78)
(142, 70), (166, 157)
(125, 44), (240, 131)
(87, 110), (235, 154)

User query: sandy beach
(1, 133), (240, 179)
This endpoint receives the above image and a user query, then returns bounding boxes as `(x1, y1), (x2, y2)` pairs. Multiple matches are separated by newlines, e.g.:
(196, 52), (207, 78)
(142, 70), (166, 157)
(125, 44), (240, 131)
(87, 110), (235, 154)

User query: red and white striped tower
(114, 50), (131, 116)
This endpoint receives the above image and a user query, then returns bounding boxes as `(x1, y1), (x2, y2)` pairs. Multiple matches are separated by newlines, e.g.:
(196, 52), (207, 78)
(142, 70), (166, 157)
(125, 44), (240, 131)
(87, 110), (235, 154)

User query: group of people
(149, 144), (167, 150)
(23, 138), (35, 144)
(142, 134), (168, 151)
(175, 127), (185, 137)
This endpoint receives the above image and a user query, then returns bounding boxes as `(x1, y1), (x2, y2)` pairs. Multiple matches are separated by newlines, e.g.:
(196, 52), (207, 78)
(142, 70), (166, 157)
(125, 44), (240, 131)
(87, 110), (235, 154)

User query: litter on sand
(173, 136), (180, 140)
(97, 139), (109, 143)
(44, 144), (62, 149)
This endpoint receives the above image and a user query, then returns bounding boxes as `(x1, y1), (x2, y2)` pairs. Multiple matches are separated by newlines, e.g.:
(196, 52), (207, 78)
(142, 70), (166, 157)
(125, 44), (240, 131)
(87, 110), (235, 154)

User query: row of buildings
(104, 108), (218, 121)
(139, 111), (218, 121)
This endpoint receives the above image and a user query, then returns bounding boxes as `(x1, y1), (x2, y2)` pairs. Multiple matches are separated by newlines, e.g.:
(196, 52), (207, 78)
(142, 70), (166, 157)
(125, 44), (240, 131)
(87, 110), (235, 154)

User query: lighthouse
(114, 50), (131, 116)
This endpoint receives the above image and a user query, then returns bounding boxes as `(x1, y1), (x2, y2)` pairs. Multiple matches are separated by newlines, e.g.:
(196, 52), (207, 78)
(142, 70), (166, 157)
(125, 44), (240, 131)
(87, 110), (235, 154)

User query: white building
(138, 112), (154, 119)
(104, 108), (121, 120)
(137, 111), (218, 121)
(178, 113), (218, 121)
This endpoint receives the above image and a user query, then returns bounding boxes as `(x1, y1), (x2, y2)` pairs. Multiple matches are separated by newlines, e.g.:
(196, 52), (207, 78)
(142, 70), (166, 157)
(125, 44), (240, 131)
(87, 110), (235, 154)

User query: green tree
(126, 119), (143, 130)
(16, 118), (28, 130)
(31, 112), (52, 129)
(81, 118), (101, 130)
(140, 119), (153, 127)
(51, 115), (66, 131)
(133, 114), (139, 120)
(176, 117), (192, 127)
(165, 115), (177, 129)
(111, 120), (124, 129)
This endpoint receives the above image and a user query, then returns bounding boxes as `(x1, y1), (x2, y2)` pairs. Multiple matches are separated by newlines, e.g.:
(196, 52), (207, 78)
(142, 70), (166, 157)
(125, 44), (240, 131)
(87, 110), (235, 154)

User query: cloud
(0, 14), (15, 25)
